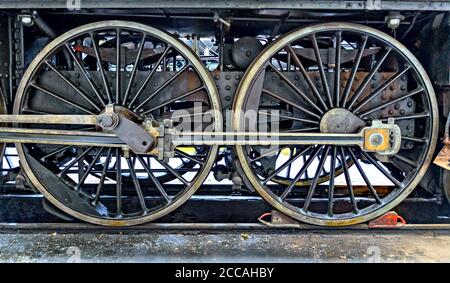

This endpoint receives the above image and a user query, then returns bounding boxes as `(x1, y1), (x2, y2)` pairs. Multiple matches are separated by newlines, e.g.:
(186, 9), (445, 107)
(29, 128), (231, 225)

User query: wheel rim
(233, 22), (438, 226)
(14, 21), (221, 226)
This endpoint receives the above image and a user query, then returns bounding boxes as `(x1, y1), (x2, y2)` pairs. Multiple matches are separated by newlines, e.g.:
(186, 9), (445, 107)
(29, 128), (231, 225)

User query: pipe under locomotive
(0, 0), (449, 227)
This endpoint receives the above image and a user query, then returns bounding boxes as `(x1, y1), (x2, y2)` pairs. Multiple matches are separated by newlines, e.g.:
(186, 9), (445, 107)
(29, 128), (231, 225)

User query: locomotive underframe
(0, 2), (448, 226)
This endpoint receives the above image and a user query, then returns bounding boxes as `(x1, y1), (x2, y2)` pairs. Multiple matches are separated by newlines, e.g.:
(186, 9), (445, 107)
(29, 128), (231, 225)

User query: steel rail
(1, 222), (450, 232)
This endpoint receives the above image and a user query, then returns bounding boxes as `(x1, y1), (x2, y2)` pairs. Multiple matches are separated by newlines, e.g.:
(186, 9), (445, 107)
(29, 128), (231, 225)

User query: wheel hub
(320, 108), (366, 133)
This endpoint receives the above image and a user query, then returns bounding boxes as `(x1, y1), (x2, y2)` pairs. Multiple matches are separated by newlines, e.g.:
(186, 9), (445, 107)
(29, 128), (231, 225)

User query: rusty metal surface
(0, 229), (449, 262)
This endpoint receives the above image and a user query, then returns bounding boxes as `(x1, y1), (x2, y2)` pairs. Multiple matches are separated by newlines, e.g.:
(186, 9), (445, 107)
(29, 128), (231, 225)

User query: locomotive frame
(0, 0), (448, 227)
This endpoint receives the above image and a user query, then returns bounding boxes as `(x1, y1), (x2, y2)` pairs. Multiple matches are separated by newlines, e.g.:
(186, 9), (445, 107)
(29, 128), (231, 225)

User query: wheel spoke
(259, 111), (320, 125)
(358, 87), (424, 118)
(346, 47), (392, 109)
(136, 155), (171, 203)
(262, 89), (321, 120)
(116, 28), (121, 105)
(134, 64), (190, 111)
(358, 149), (402, 187)
(280, 145), (323, 200)
(154, 157), (190, 186)
(123, 34), (146, 105)
(352, 65), (411, 113)
(378, 112), (430, 122)
(45, 61), (102, 112)
(250, 145), (290, 163)
(75, 147), (104, 190)
(65, 43), (107, 107)
(262, 145), (312, 184)
(303, 145), (330, 211)
(127, 45), (171, 107)
(341, 35), (368, 107)
(89, 32), (113, 104)
(174, 148), (205, 165)
(402, 136), (428, 143)
(338, 147), (359, 213)
(141, 85), (205, 115)
(327, 146), (337, 216)
(115, 148), (122, 215)
(334, 31), (342, 107)
(93, 148), (112, 205)
(311, 34), (333, 108)
(280, 127), (320, 133)
(269, 64), (324, 114)
(30, 83), (95, 115)
(126, 156), (148, 213)
(58, 146), (94, 176)
(286, 45), (328, 111)
(40, 145), (72, 161)
(393, 154), (417, 167)
(347, 147), (382, 204)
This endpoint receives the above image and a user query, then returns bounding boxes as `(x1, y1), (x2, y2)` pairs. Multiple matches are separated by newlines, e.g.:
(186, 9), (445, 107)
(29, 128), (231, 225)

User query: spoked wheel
(14, 21), (221, 226)
(233, 23), (438, 226)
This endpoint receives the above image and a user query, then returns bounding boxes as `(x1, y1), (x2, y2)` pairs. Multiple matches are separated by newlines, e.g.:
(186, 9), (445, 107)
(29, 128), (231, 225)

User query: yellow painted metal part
(363, 128), (390, 152)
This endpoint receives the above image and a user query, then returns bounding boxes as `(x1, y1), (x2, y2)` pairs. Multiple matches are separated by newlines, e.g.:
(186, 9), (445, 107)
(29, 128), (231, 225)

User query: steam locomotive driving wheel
(13, 21), (221, 226)
(233, 23), (438, 226)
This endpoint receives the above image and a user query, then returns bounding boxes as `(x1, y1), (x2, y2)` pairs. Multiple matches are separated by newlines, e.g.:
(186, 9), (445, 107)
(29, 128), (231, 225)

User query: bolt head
(100, 115), (115, 128)
(369, 133), (384, 147)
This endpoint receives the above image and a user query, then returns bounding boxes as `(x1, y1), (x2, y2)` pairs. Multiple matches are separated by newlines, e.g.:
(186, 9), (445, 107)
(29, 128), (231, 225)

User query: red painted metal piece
(368, 211), (406, 228)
